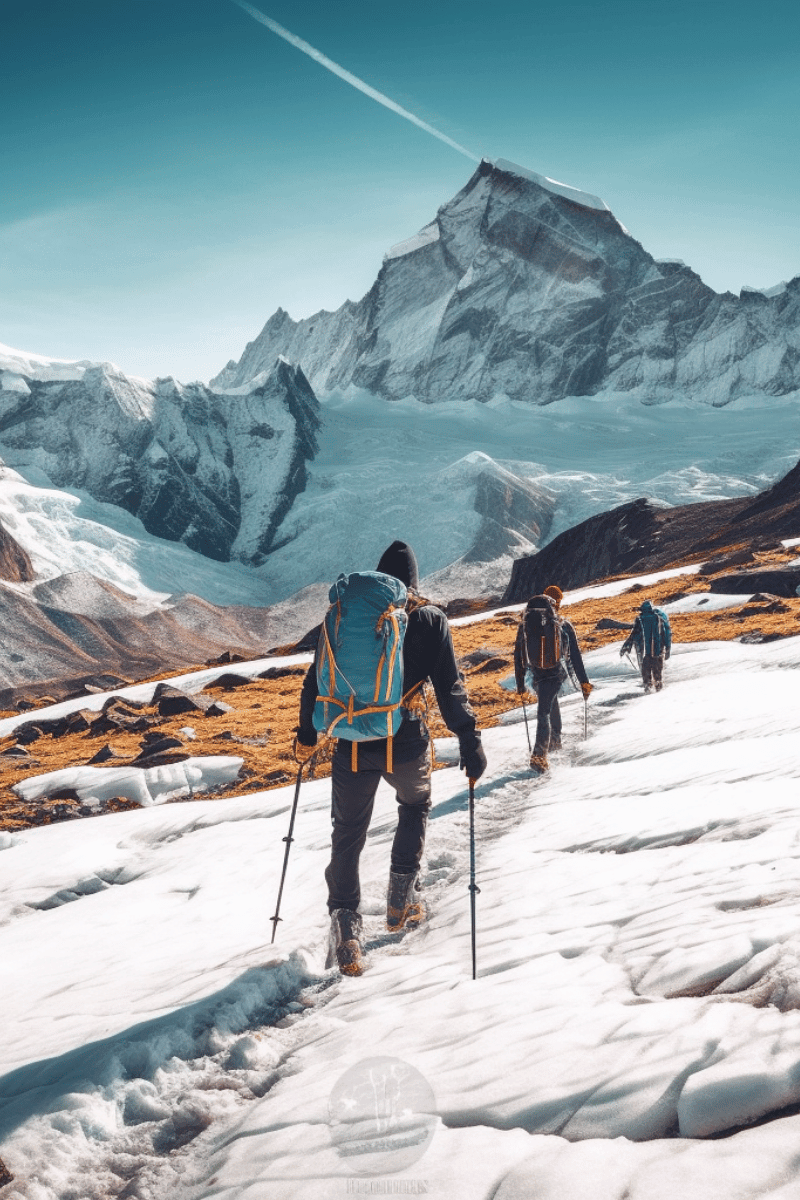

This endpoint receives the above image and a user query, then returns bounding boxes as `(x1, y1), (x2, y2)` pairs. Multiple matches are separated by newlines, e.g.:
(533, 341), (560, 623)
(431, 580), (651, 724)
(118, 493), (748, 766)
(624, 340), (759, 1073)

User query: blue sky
(2, 0), (799, 382)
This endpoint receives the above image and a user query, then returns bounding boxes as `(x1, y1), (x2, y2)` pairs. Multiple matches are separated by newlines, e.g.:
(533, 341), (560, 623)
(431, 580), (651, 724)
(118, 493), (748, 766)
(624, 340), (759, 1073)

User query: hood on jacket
(376, 540), (419, 590)
(640, 600), (654, 613)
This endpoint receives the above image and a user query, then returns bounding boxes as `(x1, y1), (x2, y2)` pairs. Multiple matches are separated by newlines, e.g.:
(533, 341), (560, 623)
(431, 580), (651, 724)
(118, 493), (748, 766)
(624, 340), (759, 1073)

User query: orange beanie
(543, 585), (563, 609)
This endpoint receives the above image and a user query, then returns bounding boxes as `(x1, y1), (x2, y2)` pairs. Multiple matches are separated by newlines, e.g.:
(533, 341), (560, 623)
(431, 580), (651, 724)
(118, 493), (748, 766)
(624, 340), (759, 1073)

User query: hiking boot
(386, 871), (425, 932)
(529, 753), (549, 775)
(655, 682), (663, 692)
(327, 908), (364, 976)
(549, 736), (562, 751)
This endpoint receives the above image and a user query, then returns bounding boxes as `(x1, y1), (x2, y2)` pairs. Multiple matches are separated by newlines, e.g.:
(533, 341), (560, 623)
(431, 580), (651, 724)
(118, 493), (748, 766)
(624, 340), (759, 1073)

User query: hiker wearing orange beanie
(513, 584), (592, 774)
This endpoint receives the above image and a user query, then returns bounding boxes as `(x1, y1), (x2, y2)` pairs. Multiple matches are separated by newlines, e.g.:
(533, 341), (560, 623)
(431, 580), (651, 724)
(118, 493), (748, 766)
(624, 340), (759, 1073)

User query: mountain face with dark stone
(502, 456), (800, 602)
(213, 158), (800, 407)
(0, 354), (320, 564)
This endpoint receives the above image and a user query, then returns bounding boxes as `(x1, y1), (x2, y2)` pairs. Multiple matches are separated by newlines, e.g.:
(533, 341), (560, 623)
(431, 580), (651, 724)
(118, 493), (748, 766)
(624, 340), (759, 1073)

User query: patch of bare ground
(1, 552), (797, 832)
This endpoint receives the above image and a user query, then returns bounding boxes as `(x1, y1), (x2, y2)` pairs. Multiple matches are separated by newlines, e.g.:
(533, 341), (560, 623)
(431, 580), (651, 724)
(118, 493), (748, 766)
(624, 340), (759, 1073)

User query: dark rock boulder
(152, 684), (207, 717)
(257, 665), (308, 680)
(204, 673), (252, 691)
(129, 736), (190, 767)
(87, 744), (125, 765)
(90, 697), (158, 734)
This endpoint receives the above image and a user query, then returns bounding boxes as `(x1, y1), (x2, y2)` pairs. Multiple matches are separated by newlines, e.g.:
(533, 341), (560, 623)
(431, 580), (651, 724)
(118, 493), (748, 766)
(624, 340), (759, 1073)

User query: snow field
(4, 633), (800, 1196)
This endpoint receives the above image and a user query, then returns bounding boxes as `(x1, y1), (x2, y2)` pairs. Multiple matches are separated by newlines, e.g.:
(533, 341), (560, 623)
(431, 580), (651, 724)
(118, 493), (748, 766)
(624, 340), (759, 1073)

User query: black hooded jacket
(297, 542), (480, 762)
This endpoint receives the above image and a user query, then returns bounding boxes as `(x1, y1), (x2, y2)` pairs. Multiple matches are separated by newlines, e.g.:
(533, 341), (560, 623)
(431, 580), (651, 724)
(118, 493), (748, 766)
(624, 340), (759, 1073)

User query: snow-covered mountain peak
(491, 157), (611, 212)
(0, 341), (104, 384)
(742, 280), (790, 299)
(213, 158), (800, 408)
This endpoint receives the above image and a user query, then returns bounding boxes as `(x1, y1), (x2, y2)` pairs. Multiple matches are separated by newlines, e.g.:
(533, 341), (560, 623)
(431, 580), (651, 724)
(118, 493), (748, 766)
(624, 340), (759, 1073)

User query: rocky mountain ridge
(213, 158), (800, 407)
(0, 568), (327, 705)
(0, 350), (320, 564)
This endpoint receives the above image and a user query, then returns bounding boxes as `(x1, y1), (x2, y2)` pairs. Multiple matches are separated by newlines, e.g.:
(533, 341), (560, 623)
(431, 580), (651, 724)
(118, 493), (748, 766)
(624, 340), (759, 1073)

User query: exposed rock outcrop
(213, 159), (800, 408)
(0, 519), (35, 582)
(503, 456), (800, 601)
(709, 569), (800, 598)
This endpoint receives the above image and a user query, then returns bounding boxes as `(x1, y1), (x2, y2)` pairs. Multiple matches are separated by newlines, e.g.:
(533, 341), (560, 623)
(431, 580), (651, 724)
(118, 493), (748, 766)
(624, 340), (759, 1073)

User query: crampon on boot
(326, 908), (364, 976)
(529, 753), (549, 775)
(386, 870), (425, 932)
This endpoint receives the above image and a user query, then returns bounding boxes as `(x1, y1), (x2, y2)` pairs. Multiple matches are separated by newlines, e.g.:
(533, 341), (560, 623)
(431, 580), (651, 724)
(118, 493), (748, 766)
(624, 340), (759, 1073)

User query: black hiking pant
(532, 673), (563, 757)
(642, 654), (664, 690)
(325, 742), (432, 912)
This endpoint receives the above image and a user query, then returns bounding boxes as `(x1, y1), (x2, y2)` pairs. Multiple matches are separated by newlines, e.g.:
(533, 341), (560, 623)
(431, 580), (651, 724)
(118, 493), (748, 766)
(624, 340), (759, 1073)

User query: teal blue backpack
(640, 603), (670, 656)
(313, 571), (408, 769)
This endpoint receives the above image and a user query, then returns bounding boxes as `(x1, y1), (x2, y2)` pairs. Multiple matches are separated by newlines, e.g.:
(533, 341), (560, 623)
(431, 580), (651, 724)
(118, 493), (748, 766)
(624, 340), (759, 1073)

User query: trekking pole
(270, 764), (304, 944)
(520, 696), (532, 753)
(583, 695), (588, 740)
(468, 777), (480, 980)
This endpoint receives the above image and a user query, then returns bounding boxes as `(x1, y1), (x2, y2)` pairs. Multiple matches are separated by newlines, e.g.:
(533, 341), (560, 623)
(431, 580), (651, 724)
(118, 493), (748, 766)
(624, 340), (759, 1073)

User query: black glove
(293, 730), (317, 763)
(458, 733), (487, 781)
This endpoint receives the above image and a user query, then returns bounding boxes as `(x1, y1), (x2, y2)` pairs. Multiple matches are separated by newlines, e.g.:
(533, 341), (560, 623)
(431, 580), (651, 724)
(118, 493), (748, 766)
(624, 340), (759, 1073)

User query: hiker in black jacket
(513, 585), (592, 775)
(294, 540), (486, 974)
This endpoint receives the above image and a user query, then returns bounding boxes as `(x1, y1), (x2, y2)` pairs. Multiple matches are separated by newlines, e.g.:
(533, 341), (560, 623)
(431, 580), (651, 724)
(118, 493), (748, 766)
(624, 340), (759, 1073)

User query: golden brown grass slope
(1, 550), (798, 833)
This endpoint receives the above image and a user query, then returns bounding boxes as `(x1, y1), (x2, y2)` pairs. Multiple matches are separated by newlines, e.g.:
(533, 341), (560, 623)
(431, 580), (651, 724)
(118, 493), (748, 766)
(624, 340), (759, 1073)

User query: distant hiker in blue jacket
(621, 599), (672, 692)
(294, 540), (486, 975)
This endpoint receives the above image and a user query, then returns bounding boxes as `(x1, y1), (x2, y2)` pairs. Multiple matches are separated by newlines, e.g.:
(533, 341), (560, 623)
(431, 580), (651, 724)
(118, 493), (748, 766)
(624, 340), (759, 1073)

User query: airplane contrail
(229, 0), (479, 162)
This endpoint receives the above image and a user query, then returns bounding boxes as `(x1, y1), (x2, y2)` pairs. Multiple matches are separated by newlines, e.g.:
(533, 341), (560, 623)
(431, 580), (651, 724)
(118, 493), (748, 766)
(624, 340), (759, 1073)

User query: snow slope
(3, 605), (800, 1197)
(0, 464), (268, 606)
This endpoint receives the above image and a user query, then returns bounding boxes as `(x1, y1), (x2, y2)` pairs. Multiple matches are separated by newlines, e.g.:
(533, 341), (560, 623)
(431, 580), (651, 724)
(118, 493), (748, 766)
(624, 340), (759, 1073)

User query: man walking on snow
(620, 599), (672, 692)
(513, 584), (592, 775)
(294, 540), (486, 975)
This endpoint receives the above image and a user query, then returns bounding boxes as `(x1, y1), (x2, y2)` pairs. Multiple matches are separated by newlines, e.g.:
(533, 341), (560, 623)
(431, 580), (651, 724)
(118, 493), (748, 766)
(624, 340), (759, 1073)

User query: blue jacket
(623, 601), (671, 658)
